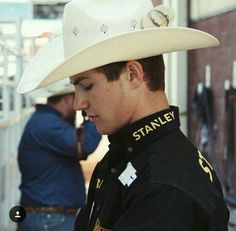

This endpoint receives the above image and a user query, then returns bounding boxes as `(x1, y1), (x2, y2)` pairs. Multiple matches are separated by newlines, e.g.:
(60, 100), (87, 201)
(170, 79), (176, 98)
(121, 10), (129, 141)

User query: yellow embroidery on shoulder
(198, 150), (213, 182)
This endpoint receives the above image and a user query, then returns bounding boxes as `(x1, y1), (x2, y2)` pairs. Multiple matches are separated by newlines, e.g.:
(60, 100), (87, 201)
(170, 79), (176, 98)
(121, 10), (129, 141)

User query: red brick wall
(188, 10), (236, 179)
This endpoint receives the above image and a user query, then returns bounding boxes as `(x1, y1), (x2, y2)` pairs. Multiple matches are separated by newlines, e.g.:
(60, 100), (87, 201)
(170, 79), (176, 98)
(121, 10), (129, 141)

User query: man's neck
(129, 91), (169, 124)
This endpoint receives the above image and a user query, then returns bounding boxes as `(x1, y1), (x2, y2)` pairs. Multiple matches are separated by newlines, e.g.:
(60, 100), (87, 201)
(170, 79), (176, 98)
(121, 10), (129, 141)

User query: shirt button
(111, 168), (117, 174)
(128, 147), (133, 152)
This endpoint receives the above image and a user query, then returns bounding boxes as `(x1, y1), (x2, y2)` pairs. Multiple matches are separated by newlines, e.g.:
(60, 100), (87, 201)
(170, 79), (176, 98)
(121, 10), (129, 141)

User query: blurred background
(0, 0), (236, 230)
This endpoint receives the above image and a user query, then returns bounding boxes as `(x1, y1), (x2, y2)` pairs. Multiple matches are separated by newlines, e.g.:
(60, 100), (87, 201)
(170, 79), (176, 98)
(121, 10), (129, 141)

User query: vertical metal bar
(15, 18), (22, 114)
(205, 65), (211, 88)
(232, 60), (236, 89)
(2, 44), (9, 120)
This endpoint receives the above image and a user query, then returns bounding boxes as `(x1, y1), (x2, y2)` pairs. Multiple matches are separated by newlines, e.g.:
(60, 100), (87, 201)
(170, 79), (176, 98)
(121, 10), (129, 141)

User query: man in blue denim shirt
(17, 80), (101, 231)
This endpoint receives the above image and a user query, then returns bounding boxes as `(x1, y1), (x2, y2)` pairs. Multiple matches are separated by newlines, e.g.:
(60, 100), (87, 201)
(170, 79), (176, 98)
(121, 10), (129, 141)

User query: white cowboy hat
(17, 0), (219, 94)
(28, 78), (74, 99)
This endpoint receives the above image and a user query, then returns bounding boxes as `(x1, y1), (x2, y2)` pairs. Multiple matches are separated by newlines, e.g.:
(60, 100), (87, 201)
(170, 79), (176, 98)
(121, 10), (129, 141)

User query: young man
(17, 0), (229, 230)
(70, 56), (229, 231)
(17, 80), (101, 231)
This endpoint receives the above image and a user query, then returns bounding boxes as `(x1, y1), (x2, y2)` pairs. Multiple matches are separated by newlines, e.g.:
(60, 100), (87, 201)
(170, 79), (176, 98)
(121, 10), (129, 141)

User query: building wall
(188, 10), (236, 179)
(190, 0), (236, 21)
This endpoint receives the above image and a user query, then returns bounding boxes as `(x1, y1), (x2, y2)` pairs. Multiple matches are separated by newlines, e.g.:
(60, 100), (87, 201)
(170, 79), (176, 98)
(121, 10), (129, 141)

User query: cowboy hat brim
(17, 27), (219, 94)
(28, 78), (74, 99)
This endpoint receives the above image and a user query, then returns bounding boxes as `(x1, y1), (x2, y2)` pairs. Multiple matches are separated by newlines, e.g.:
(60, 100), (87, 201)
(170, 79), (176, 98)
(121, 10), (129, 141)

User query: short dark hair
(47, 94), (64, 104)
(96, 55), (165, 91)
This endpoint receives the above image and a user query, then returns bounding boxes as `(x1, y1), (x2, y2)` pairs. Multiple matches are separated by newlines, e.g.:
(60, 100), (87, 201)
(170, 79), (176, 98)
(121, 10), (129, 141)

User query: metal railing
(0, 18), (34, 231)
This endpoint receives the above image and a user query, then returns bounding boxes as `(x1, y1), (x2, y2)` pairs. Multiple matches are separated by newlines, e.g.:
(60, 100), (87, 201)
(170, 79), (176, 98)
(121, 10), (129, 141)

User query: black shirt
(75, 106), (229, 231)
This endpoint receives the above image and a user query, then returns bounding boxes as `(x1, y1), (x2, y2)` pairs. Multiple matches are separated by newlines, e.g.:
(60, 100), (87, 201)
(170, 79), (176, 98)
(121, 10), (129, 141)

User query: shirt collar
(108, 106), (180, 156)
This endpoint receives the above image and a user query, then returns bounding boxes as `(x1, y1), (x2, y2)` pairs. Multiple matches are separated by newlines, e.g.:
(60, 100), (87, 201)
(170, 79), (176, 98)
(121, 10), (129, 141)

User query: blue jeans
(17, 211), (76, 231)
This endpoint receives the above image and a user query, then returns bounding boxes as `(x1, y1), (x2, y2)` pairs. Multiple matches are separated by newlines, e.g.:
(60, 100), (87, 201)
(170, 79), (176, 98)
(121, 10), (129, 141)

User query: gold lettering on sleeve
(198, 150), (213, 182)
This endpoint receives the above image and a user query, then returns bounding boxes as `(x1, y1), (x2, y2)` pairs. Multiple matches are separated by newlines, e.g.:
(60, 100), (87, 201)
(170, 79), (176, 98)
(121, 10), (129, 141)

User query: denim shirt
(18, 104), (101, 208)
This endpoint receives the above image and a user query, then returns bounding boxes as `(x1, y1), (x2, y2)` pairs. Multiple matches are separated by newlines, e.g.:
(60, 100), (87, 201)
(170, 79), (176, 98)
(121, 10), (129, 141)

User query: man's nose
(74, 91), (89, 111)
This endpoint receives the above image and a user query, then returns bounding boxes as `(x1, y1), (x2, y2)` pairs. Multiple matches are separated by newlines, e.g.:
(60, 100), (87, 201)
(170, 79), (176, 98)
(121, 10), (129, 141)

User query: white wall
(163, 0), (188, 135)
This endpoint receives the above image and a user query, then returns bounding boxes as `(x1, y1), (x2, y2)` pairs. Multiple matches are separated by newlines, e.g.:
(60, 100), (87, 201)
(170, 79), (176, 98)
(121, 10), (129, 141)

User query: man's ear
(126, 61), (144, 88)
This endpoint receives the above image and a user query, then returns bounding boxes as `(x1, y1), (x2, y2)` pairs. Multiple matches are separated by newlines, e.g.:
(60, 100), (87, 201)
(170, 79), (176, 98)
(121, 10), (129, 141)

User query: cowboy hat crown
(17, 0), (219, 94)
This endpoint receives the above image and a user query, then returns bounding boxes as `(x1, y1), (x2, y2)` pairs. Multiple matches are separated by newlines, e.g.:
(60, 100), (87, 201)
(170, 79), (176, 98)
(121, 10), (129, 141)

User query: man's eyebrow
(70, 76), (88, 85)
